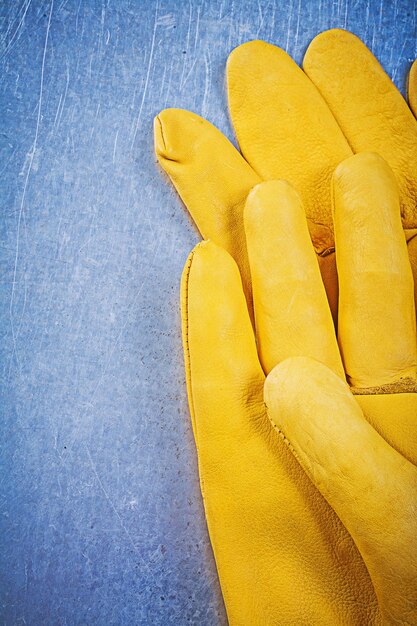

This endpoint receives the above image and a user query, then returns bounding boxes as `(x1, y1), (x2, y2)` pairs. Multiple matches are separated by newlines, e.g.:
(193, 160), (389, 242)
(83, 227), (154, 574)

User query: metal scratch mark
(201, 49), (212, 119)
(256, 0), (265, 38)
(378, 0), (384, 31)
(9, 0), (54, 376)
(294, 0), (301, 49)
(1, 0), (32, 60)
(285, 0), (293, 53)
(130, 0), (160, 151)
(179, 0), (193, 91)
(75, 0), (82, 36)
(53, 60), (70, 131)
(392, 39), (408, 83)
(193, 4), (200, 52)
(112, 129), (119, 164)
(84, 444), (158, 580)
(179, 57), (198, 93)
(343, 0), (349, 29)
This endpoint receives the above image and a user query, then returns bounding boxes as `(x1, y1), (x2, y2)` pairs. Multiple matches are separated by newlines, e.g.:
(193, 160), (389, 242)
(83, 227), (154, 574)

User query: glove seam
(351, 377), (417, 395)
(180, 240), (235, 621)
(180, 244), (203, 441)
(264, 401), (303, 466)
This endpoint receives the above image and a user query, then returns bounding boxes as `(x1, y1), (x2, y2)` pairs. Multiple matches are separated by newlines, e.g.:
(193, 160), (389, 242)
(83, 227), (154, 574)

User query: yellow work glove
(182, 153), (417, 625)
(155, 30), (417, 320)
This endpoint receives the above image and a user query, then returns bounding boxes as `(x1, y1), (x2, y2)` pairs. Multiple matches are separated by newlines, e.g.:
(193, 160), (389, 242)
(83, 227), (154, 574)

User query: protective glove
(182, 153), (417, 625)
(155, 29), (417, 319)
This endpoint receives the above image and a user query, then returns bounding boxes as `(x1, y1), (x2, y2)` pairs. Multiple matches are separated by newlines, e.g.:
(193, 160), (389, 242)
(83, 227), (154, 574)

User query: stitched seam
(181, 246), (199, 439)
(264, 401), (303, 467)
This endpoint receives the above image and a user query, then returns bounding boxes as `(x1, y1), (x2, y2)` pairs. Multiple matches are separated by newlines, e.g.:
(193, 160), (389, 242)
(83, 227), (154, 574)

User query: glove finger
(181, 240), (264, 452)
(226, 40), (352, 255)
(409, 59), (417, 118)
(265, 356), (417, 625)
(155, 108), (260, 313)
(244, 180), (343, 378)
(303, 29), (417, 230)
(333, 152), (417, 389)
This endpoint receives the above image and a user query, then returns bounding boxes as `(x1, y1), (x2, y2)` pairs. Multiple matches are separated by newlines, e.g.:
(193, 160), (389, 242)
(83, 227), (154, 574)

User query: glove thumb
(264, 356), (417, 623)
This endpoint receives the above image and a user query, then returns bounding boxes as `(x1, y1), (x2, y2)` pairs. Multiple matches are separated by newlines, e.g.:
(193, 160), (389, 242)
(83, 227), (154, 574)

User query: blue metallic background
(1, 0), (416, 624)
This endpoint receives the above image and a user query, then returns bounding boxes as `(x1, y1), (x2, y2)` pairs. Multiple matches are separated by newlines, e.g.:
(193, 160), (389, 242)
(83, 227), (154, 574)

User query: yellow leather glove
(155, 30), (417, 320)
(182, 153), (417, 625)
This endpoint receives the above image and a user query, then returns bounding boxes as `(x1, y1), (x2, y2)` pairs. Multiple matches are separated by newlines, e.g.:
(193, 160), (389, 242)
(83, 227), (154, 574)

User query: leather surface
(155, 28), (417, 626)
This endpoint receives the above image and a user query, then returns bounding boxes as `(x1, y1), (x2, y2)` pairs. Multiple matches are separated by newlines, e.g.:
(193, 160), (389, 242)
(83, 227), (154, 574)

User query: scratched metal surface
(0, 0), (416, 624)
